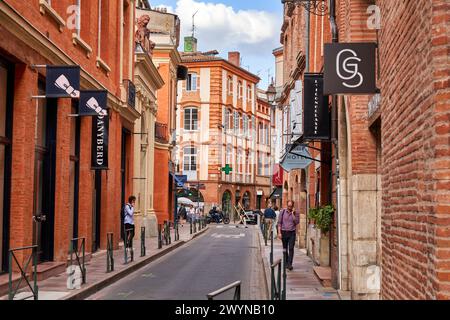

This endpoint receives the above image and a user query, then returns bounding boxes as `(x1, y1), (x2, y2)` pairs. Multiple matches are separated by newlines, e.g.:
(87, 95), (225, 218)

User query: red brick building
(279, 0), (450, 300)
(0, 0), (137, 274)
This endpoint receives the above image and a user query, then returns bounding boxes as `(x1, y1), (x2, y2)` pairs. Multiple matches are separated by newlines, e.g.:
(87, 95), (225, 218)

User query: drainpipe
(305, 8), (311, 72)
(329, 0), (341, 291)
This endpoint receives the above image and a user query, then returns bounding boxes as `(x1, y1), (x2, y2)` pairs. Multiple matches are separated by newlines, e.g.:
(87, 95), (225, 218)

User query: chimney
(228, 52), (240, 67)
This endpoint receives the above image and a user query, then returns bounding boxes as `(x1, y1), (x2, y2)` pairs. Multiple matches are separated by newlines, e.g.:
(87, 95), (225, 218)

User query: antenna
(192, 10), (199, 38)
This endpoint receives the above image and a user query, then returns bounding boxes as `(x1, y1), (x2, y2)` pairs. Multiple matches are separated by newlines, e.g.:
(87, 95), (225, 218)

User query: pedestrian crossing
(210, 233), (245, 239)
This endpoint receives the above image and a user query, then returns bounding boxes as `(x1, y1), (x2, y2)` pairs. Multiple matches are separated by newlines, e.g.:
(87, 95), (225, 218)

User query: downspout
(329, 0), (341, 291)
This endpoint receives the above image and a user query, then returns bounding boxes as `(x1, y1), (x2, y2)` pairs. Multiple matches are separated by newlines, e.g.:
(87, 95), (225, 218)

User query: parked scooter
(206, 208), (230, 224)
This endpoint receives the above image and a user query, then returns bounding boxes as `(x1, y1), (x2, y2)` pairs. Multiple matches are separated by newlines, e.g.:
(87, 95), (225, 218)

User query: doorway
(222, 190), (232, 219)
(0, 58), (13, 273)
(33, 79), (57, 263)
(120, 128), (131, 240)
(92, 170), (102, 252)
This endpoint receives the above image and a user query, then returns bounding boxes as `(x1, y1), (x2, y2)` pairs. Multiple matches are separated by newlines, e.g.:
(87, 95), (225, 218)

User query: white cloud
(154, 0), (282, 88)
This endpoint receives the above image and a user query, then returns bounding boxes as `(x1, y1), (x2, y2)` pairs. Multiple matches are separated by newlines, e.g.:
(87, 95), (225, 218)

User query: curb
(257, 229), (271, 300)
(62, 227), (209, 300)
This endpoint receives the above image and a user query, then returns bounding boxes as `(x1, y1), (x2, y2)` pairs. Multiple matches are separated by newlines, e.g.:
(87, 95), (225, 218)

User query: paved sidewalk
(2, 222), (208, 300)
(259, 230), (340, 300)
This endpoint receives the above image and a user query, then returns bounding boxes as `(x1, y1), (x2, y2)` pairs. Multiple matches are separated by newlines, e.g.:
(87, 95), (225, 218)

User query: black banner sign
(79, 90), (108, 116)
(324, 42), (377, 95)
(46, 66), (80, 98)
(91, 115), (109, 169)
(303, 73), (330, 140)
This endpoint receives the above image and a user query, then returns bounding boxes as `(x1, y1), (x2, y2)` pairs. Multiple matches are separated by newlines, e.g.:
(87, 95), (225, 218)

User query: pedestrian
(273, 205), (280, 238)
(123, 195), (136, 249)
(178, 204), (187, 226)
(189, 205), (196, 223)
(264, 202), (277, 239)
(277, 200), (299, 271)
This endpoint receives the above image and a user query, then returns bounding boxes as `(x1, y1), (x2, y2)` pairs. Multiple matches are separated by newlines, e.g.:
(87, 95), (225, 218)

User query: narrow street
(87, 225), (267, 300)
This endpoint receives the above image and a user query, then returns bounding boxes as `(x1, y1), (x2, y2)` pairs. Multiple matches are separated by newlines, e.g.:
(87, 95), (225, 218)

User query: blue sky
(151, 0), (283, 89)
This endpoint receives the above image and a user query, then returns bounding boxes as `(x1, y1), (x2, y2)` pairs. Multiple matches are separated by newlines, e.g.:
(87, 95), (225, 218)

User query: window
(265, 153), (270, 176)
(247, 85), (252, 101)
(258, 152), (262, 176)
(224, 108), (230, 131)
(243, 115), (249, 136)
(184, 108), (198, 131)
(228, 76), (233, 95)
(238, 81), (243, 99)
(186, 73), (197, 91)
(234, 111), (239, 134)
(258, 122), (263, 144)
(183, 147), (197, 180)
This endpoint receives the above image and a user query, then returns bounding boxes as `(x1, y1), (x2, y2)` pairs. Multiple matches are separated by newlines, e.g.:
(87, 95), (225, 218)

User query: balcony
(155, 122), (169, 144)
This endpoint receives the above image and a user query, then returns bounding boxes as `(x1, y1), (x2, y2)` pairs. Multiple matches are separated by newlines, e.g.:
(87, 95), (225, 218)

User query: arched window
(183, 146), (197, 180)
(184, 107), (198, 131)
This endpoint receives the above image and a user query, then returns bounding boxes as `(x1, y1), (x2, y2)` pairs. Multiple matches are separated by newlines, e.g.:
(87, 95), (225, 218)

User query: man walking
(264, 202), (277, 239)
(123, 196), (136, 249)
(277, 200), (299, 271)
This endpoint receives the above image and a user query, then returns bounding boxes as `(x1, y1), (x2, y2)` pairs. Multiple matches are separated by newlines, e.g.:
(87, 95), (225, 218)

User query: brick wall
(378, 0), (450, 299)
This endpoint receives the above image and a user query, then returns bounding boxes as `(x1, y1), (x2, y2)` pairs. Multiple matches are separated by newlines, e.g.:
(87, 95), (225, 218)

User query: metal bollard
(140, 227), (146, 257)
(190, 218), (192, 234)
(282, 248), (287, 300)
(270, 230), (274, 265)
(158, 224), (162, 249)
(168, 222), (172, 244)
(107, 233), (114, 272)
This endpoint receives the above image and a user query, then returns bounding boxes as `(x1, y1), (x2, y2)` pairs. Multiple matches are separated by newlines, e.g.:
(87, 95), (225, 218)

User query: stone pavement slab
(2, 223), (208, 300)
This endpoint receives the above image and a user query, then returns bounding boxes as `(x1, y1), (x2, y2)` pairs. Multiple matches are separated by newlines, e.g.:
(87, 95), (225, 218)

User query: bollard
(140, 227), (146, 257)
(190, 218), (192, 234)
(282, 248), (287, 300)
(168, 222), (172, 244)
(270, 230), (274, 265)
(107, 233), (114, 272)
(158, 224), (162, 249)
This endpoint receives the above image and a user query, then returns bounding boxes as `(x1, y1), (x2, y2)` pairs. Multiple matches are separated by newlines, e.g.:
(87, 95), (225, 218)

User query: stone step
(313, 266), (332, 287)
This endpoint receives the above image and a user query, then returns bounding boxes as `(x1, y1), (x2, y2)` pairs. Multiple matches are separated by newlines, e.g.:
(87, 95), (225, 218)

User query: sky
(151, 0), (283, 89)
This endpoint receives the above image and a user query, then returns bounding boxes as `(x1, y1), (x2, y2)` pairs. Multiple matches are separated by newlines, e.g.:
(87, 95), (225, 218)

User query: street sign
(221, 164), (232, 175)
(303, 73), (330, 140)
(280, 145), (312, 172)
(175, 175), (187, 187)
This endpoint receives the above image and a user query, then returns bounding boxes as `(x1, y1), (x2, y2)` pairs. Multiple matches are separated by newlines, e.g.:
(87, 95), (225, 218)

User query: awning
(269, 187), (282, 200)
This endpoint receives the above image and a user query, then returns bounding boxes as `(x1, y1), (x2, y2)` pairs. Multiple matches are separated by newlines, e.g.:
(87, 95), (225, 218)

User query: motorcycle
(206, 211), (230, 224)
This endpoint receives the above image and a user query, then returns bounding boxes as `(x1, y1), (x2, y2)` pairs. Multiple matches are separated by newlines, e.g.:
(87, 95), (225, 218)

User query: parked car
(242, 210), (260, 225)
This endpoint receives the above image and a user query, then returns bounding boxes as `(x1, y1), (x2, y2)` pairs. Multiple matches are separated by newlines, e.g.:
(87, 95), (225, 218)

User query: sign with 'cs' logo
(324, 43), (377, 95)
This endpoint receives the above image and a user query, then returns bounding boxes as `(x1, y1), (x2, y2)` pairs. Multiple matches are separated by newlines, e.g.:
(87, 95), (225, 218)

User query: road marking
(211, 233), (245, 239)
(142, 273), (155, 278)
(117, 291), (134, 298)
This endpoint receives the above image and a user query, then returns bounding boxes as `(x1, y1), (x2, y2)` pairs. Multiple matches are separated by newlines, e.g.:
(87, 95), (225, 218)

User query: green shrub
(308, 205), (335, 233)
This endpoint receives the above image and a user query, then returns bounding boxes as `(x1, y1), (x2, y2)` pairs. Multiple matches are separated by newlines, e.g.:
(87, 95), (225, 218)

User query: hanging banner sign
(303, 73), (330, 140)
(46, 66), (80, 98)
(91, 115), (109, 169)
(324, 42), (377, 94)
(79, 90), (108, 116)
(280, 145), (312, 172)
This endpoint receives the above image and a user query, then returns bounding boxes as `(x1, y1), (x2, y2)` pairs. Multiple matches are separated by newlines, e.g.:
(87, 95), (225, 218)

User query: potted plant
(308, 205), (335, 233)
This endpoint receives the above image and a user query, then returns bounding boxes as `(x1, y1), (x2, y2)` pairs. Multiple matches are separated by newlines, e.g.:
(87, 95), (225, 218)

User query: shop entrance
(33, 80), (57, 263)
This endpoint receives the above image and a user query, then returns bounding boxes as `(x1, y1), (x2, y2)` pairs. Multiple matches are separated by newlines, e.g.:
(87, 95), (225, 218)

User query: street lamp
(266, 83), (276, 105)
(281, 0), (328, 16)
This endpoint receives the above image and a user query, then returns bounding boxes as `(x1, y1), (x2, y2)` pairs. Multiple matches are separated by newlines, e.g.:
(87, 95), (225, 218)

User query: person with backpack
(123, 196), (136, 249)
(277, 200), (299, 271)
